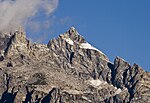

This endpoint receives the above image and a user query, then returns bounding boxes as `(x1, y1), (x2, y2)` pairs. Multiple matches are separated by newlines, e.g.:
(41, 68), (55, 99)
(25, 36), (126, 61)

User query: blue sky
(26, 0), (150, 71)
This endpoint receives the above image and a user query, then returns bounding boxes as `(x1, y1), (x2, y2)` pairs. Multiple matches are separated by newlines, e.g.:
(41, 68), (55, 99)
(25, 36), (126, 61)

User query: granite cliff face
(0, 27), (149, 103)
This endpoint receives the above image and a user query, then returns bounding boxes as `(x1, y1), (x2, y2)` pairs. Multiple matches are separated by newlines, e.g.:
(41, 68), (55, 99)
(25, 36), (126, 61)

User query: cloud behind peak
(0, 0), (59, 32)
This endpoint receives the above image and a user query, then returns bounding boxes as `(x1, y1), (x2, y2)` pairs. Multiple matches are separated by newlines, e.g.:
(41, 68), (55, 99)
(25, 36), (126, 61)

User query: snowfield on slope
(79, 42), (105, 55)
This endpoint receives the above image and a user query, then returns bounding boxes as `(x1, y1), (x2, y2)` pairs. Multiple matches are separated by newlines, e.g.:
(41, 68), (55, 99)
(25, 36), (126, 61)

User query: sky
(0, 0), (150, 71)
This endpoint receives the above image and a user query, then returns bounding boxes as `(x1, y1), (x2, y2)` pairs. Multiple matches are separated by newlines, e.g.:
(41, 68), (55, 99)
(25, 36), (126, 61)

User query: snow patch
(64, 38), (74, 45)
(104, 81), (107, 85)
(89, 79), (104, 87)
(82, 96), (92, 102)
(63, 89), (82, 95)
(0, 50), (5, 56)
(115, 88), (122, 95)
(79, 42), (104, 54)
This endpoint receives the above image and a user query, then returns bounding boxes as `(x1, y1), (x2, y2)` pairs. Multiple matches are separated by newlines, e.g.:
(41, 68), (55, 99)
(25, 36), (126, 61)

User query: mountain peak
(69, 26), (76, 34)
(48, 27), (109, 61)
(0, 27), (149, 102)
(59, 26), (86, 44)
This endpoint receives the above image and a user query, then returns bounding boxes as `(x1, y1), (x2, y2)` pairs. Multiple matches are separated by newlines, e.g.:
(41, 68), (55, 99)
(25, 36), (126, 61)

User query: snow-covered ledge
(79, 42), (105, 55)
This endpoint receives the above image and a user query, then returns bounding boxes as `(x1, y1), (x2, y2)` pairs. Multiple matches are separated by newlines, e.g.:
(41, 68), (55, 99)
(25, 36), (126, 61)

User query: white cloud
(0, 0), (59, 32)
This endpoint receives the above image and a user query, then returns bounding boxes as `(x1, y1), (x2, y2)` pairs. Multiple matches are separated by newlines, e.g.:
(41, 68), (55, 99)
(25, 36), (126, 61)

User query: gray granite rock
(0, 27), (149, 103)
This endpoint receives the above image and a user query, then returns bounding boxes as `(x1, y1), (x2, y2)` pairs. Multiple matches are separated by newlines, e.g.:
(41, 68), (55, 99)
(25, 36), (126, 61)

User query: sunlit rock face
(0, 27), (149, 103)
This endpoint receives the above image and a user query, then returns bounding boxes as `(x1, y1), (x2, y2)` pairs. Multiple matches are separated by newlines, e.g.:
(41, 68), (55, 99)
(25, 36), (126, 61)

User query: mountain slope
(0, 27), (149, 103)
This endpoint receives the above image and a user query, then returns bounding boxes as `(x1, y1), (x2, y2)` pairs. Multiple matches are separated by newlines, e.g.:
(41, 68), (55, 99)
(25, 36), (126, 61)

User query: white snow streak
(79, 42), (104, 54)
(89, 79), (104, 87)
(115, 88), (122, 95)
(64, 38), (74, 45)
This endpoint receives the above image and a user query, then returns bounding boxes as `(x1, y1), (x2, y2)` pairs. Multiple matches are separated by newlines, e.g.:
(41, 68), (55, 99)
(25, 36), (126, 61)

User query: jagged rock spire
(13, 27), (26, 43)
(64, 27), (86, 44)
(4, 28), (29, 57)
(47, 27), (109, 61)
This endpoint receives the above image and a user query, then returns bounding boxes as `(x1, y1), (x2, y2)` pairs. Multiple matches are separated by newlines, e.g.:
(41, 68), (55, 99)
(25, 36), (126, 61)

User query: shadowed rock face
(0, 27), (149, 103)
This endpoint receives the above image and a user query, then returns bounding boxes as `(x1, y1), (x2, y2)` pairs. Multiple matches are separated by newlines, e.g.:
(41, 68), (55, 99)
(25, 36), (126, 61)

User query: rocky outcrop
(4, 29), (30, 57)
(0, 27), (149, 103)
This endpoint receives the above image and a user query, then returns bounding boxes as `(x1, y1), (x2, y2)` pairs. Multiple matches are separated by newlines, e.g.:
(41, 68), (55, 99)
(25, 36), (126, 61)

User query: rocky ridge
(0, 27), (149, 103)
